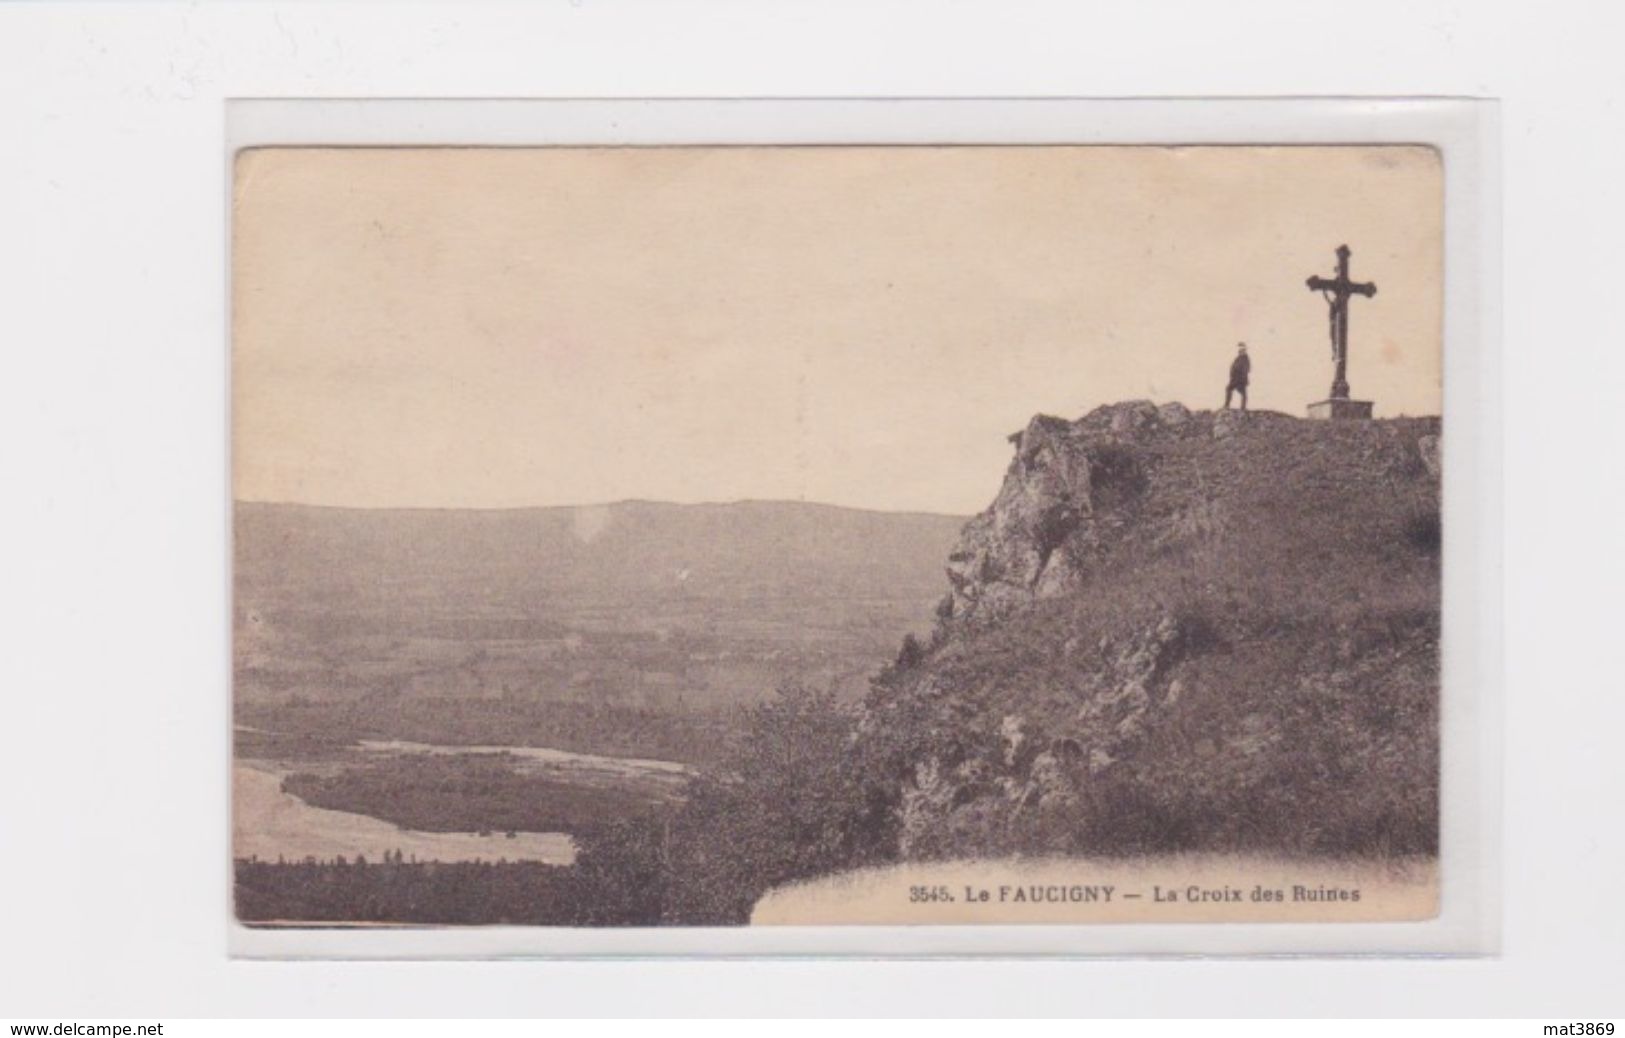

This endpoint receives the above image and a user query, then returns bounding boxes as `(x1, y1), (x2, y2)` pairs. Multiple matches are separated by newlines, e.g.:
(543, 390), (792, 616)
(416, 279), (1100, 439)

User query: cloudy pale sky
(233, 145), (1441, 515)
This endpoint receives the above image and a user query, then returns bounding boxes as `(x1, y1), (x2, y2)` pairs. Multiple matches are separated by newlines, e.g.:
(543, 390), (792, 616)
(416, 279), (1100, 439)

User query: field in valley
(233, 498), (963, 923)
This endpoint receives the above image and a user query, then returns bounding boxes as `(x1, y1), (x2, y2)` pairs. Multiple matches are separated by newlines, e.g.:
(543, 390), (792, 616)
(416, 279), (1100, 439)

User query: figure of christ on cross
(1306, 244), (1378, 401)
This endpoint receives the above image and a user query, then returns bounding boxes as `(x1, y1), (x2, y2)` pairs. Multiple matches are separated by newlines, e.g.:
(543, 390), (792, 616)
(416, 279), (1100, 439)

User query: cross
(1305, 244), (1377, 401)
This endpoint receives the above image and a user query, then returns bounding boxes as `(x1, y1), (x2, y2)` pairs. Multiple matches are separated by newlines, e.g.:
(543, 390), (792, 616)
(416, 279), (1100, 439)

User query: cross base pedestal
(1307, 398), (1374, 420)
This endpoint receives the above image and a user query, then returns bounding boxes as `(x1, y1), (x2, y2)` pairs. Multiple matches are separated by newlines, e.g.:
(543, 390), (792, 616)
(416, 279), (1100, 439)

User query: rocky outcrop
(943, 414), (1094, 621)
(1417, 433), (1441, 478)
(940, 402), (1187, 625)
(894, 609), (1204, 858)
(939, 402), (1443, 629)
(868, 401), (1444, 862)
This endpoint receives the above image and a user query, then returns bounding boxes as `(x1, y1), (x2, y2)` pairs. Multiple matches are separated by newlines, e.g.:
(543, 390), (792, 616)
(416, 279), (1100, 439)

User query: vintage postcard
(233, 143), (1446, 932)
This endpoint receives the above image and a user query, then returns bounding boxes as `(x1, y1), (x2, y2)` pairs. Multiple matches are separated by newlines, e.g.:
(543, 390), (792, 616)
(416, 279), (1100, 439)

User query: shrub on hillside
(572, 683), (902, 925)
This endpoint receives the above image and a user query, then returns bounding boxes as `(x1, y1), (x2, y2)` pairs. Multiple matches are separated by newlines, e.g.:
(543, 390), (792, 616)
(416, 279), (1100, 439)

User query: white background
(1, 0), (1620, 1018)
(224, 96), (1500, 962)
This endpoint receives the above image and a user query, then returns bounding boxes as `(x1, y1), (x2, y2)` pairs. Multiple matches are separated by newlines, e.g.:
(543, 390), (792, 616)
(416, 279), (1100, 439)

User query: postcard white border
(225, 97), (1501, 960)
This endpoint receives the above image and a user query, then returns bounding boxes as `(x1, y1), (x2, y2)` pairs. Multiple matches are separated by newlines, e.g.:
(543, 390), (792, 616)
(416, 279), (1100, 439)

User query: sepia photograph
(25, 0), (1625, 1020)
(232, 143), (1444, 929)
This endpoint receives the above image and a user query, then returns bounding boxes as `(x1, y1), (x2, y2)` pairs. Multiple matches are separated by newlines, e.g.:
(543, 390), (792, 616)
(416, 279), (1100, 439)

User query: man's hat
(1238, 342), (1247, 351)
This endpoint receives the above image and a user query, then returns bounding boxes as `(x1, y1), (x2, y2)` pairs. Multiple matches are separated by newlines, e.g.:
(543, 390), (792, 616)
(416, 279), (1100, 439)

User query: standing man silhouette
(1224, 342), (1251, 411)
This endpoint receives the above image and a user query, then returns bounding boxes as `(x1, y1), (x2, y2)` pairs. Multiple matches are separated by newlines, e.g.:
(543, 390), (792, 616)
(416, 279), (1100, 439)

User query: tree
(657, 683), (898, 924)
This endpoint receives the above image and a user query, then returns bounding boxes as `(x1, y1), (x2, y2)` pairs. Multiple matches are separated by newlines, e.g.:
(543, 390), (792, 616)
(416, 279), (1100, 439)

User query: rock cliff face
(865, 402), (1442, 861)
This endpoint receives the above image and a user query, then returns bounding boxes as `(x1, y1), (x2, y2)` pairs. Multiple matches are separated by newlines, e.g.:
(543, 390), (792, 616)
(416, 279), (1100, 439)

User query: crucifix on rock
(1304, 244), (1378, 420)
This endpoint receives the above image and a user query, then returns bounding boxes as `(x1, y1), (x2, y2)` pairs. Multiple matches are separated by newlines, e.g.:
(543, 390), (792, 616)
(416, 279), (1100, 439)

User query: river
(357, 737), (692, 774)
(232, 762), (578, 866)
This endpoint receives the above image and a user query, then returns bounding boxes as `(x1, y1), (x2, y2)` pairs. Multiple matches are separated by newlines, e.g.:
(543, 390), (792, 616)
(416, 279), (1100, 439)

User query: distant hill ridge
(237, 497), (964, 519)
(234, 497), (969, 687)
(236, 497), (966, 603)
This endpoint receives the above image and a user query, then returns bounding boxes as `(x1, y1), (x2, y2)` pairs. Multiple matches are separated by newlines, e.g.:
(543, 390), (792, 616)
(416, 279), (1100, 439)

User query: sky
(233, 145), (1441, 515)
